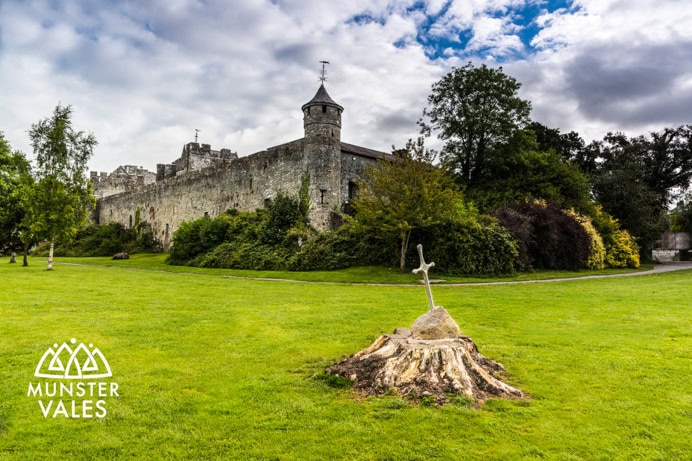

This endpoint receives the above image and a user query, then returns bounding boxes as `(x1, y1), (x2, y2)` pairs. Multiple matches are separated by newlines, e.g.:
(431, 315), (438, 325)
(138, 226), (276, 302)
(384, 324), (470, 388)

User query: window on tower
(322, 105), (327, 113)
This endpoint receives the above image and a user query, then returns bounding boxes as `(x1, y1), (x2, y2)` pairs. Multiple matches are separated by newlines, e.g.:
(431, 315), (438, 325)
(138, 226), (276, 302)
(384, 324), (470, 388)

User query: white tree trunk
(47, 240), (54, 270)
(328, 331), (524, 405)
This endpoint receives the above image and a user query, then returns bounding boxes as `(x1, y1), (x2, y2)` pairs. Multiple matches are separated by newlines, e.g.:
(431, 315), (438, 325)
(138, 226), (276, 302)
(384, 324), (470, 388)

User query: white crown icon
(34, 338), (112, 379)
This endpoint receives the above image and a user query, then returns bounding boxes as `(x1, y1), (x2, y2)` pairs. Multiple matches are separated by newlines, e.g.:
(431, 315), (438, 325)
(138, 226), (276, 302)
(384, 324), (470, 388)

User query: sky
(0, 0), (690, 173)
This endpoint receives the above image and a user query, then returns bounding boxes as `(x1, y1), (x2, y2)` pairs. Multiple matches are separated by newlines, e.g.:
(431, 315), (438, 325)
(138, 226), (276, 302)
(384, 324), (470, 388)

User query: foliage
(529, 121), (586, 164)
(565, 210), (606, 270)
(39, 222), (158, 256)
(670, 193), (692, 232)
(23, 104), (97, 268)
(584, 205), (640, 269)
(261, 191), (306, 245)
(167, 212), (236, 265)
(496, 201), (591, 271)
(467, 135), (593, 214)
(353, 139), (463, 269)
(289, 208), (518, 276)
(168, 184), (311, 268)
(288, 218), (395, 271)
(604, 229), (640, 268)
(197, 241), (292, 271)
(417, 218), (519, 276)
(0, 132), (31, 253)
(420, 62), (532, 185)
(587, 127), (692, 254)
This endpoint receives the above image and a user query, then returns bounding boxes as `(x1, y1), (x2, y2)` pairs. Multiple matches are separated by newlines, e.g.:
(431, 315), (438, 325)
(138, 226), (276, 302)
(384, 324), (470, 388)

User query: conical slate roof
(301, 84), (344, 111)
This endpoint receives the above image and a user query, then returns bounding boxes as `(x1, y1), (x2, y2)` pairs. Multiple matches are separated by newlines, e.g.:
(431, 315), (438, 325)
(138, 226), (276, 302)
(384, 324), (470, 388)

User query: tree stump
(327, 307), (524, 405)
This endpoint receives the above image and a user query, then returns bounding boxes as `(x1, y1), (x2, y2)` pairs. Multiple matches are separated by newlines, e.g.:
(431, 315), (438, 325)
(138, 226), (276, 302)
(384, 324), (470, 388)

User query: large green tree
(0, 132), (31, 259)
(588, 126), (692, 255)
(353, 138), (463, 269)
(25, 104), (97, 270)
(465, 129), (593, 213)
(420, 62), (532, 185)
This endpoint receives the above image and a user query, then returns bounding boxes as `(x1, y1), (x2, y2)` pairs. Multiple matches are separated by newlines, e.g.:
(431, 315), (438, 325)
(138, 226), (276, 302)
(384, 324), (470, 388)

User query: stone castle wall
(95, 136), (364, 249)
(91, 166), (156, 199)
(95, 84), (386, 249)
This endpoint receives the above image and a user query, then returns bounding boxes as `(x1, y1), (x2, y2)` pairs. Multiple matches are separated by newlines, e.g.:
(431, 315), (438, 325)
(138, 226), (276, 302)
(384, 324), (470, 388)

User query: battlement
(90, 166), (156, 198)
(152, 142), (238, 181)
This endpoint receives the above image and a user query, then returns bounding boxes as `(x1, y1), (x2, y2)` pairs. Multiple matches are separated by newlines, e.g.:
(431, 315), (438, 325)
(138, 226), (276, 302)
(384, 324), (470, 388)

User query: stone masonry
(95, 84), (392, 249)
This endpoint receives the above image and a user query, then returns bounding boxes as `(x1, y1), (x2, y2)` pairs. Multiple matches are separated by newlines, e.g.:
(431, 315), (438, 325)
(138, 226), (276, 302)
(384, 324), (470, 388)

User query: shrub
(167, 218), (205, 265)
(604, 229), (640, 268)
(289, 219), (395, 271)
(417, 219), (519, 276)
(168, 210), (258, 265)
(566, 210), (606, 270)
(496, 201), (591, 271)
(39, 222), (159, 257)
(262, 192), (304, 245)
(197, 241), (291, 271)
(591, 206), (640, 268)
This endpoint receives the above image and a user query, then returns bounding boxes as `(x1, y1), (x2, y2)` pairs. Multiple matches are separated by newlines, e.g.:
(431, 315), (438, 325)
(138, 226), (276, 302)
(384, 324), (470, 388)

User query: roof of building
(301, 84), (344, 111)
(341, 142), (394, 161)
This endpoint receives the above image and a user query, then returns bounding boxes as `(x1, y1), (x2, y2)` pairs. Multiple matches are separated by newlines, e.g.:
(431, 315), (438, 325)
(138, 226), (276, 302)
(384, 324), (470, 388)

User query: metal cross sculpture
(412, 244), (436, 311)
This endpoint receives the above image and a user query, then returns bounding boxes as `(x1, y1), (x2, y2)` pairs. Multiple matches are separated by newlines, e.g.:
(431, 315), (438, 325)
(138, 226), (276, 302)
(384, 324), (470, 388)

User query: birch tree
(26, 104), (96, 270)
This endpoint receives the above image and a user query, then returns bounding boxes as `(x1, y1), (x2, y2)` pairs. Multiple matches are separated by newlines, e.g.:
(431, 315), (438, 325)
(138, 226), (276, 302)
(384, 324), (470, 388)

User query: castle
(94, 83), (392, 249)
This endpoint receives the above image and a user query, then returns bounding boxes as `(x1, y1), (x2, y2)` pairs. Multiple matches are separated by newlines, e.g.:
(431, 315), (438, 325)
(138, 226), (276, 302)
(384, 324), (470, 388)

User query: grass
(53, 253), (653, 284)
(0, 258), (690, 460)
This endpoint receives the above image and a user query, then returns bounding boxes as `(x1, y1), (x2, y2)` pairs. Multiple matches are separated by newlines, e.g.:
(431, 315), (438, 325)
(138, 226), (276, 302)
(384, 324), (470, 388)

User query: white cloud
(0, 0), (689, 175)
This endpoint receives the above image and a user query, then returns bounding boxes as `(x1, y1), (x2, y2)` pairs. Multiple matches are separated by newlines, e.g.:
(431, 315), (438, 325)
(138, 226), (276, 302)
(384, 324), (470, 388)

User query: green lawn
(54, 253), (653, 284)
(0, 259), (689, 460)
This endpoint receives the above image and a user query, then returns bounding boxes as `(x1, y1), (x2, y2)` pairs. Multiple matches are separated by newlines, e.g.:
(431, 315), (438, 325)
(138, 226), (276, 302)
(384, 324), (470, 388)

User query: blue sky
(0, 0), (690, 173)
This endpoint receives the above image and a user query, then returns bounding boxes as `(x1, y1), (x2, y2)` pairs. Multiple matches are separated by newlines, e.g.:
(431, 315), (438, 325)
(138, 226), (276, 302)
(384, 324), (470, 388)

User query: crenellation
(91, 165), (156, 199)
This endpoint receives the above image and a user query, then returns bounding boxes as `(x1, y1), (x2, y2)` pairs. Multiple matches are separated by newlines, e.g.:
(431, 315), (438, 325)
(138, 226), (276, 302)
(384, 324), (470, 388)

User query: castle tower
(301, 84), (344, 230)
(302, 84), (343, 140)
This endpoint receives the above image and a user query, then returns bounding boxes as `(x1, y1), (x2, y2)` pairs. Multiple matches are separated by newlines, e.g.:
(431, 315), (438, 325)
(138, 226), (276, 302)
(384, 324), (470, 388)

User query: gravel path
(433, 261), (692, 287)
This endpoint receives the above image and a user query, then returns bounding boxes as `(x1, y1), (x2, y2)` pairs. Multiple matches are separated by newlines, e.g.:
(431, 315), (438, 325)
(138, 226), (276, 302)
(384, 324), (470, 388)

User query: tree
(0, 132), (31, 259)
(353, 138), (463, 269)
(670, 192), (692, 233)
(466, 129), (593, 214)
(420, 62), (532, 185)
(25, 104), (97, 270)
(588, 126), (692, 256)
(529, 121), (586, 165)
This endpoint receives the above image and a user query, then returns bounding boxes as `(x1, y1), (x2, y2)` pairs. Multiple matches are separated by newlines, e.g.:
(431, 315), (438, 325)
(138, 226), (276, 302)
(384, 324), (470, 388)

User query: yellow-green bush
(590, 205), (641, 268)
(567, 210), (606, 270)
(605, 229), (640, 268)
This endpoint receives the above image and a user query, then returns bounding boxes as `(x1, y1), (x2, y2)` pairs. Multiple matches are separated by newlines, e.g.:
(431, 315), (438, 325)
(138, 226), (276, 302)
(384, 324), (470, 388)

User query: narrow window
(264, 198), (271, 208)
(165, 223), (169, 238)
(322, 105), (327, 113)
(320, 189), (326, 204)
(129, 215), (133, 229)
(348, 181), (359, 200)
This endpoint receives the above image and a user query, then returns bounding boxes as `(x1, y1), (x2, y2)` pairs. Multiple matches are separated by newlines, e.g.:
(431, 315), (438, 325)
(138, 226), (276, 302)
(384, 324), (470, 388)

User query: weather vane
(319, 60), (330, 83)
(194, 129), (200, 143)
